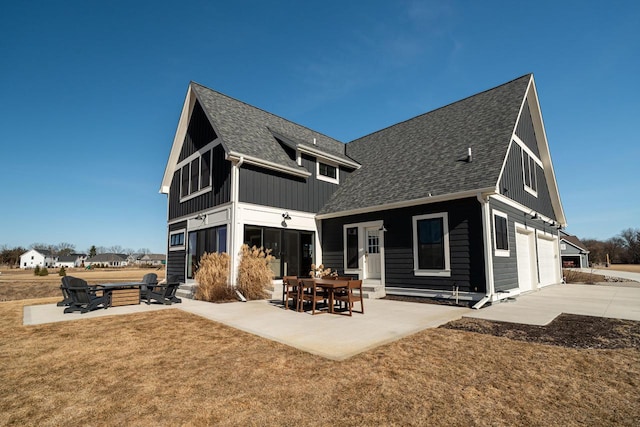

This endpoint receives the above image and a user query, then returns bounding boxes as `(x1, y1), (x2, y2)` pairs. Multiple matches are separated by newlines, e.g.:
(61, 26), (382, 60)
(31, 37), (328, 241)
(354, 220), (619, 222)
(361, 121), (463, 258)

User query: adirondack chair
(139, 273), (158, 301)
(63, 279), (110, 313)
(145, 275), (181, 305)
(58, 276), (99, 307)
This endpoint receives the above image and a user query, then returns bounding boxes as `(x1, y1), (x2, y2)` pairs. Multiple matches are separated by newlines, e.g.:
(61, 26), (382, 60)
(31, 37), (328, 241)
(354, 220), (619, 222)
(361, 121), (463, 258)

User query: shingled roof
(318, 75), (532, 215)
(191, 82), (357, 171)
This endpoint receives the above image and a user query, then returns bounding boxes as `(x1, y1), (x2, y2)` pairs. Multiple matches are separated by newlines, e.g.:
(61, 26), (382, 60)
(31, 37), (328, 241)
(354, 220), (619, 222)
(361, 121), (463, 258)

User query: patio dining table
(308, 278), (350, 314)
(98, 282), (145, 307)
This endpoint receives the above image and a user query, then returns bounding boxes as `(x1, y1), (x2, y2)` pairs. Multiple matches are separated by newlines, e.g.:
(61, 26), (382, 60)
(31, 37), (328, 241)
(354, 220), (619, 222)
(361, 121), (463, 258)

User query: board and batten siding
(515, 100), (541, 159)
(167, 221), (187, 282)
(499, 142), (556, 221)
(239, 154), (352, 213)
(168, 144), (231, 220)
(322, 198), (486, 294)
(178, 100), (217, 162)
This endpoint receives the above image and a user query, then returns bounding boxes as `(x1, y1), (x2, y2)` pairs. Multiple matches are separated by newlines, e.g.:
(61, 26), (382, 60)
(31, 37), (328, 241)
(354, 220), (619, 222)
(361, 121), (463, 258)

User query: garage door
(516, 229), (535, 292)
(538, 236), (559, 286)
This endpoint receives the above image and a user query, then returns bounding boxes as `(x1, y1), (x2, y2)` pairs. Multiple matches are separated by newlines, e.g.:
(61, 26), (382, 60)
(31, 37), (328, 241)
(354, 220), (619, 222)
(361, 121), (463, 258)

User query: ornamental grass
(236, 244), (273, 300)
(194, 252), (234, 302)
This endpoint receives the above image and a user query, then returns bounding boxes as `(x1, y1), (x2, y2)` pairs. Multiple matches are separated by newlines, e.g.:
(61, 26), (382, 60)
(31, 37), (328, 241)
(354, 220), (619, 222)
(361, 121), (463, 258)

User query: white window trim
(492, 210), (510, 257)
(316, 159), (339, 184)
(521, 150), (538, 197)
(169, 229), (186, 251)
(179, 150), (213, 202)
(412, 212), (451, 277)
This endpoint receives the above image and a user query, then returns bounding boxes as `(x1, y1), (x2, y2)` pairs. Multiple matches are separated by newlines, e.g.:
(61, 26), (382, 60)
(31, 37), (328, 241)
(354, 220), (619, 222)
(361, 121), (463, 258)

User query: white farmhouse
(20, 249), (56, 269)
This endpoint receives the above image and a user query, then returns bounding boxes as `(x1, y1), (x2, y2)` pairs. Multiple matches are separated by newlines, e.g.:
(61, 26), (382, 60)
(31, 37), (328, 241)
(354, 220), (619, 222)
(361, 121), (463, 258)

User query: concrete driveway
(578, 267), (640, 282)
(466, 283), (640, 325)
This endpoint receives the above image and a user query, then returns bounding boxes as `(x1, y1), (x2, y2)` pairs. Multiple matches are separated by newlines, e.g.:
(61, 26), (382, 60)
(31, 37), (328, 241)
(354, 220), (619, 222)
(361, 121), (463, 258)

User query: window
(412, 213), (450, 276)
(169, 229), (186, 251)
(346, 227), (359, 269)
(243, 225), (314, 279)
(522, 151), (538, 196)
(316, 160), (339, 184)
(493, 211), (509, 256)
(180, 150), (213, 200)
(187, 225), (228, 279)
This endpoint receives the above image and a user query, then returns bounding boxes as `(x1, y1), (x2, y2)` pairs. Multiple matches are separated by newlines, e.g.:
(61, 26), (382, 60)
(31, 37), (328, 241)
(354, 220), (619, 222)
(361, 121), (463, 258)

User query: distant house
(137, 254), (166, 266)
(85, 253), (128, 267)
(20, 249), (56, 269)
(55, 254), (87, 268)
(161, 74), (567, 306)
(560, 232), (589, 268)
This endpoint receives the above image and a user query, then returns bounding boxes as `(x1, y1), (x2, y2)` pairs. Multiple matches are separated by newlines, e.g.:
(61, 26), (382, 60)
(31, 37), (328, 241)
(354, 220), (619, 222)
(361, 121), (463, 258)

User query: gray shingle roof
(191, 83), (354, 170)
(318, 75), (532, 215)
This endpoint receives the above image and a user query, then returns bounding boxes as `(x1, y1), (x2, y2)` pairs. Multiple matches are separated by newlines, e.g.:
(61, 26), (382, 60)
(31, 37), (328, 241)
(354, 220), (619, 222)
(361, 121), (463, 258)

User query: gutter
(226, 151), (311, 178)
(473, 192), (496, 309)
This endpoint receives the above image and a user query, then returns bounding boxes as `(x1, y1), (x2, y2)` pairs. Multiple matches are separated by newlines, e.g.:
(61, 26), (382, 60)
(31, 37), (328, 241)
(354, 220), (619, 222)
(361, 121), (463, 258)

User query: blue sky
(1, 0), (638, 254)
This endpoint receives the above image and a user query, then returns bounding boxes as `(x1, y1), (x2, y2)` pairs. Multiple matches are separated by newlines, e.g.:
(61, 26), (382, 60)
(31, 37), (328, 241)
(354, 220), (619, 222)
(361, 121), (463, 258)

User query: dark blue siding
(167, 221), (187, 282)
(515, 100), (540, 158)
(321, 198), (486, 294)
(499, 142), (556, 220)
(178, 100), (217, 162)
(239, 153), (353, 213)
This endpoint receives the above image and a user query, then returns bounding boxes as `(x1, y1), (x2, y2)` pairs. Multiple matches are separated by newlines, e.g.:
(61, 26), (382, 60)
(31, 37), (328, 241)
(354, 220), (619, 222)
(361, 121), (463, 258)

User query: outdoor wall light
(195, 213), (207, 221)
(379, 224), (388, 232)
(282, 212), (292, 220)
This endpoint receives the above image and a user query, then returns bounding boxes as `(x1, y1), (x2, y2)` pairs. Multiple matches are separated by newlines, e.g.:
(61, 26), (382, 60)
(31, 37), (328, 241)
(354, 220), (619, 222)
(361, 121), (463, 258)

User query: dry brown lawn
(604, 264), (640, 273)
(1, 298), (639, 426)
(0, 267), (164, 302)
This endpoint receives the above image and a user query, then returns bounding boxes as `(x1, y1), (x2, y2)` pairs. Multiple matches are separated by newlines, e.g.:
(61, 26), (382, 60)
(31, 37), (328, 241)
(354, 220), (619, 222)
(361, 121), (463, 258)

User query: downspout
(473, 192), (495, 309)
(229, 156), (244, 290)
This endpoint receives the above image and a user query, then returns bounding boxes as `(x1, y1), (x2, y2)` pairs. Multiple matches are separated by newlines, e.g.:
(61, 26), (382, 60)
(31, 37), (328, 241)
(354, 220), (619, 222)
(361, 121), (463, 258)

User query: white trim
(490, 194), (559, 226)
(169, 229), (186, 251)
(316, 187), (496, 219)
(298, 144), (361, 169)
(316, 159), (339, 184)
(513, 135), (543, 167)
(521, 149), (539, 198)
(341, 220), (385, 284)
(492, 209), (510, 257)
(386, 287), (485, 301)
(226, 151), (311, 178)
(412, 212), (451, 277)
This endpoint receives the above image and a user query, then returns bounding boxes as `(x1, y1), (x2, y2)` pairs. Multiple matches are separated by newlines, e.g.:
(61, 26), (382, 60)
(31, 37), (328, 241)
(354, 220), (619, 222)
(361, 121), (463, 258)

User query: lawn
(1, 297), (639, 426)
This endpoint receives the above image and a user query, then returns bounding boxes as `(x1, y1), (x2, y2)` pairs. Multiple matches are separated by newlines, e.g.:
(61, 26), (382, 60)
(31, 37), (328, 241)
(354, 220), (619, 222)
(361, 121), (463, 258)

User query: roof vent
(313, 137), (317, 145)
(466, 147), (473, 163)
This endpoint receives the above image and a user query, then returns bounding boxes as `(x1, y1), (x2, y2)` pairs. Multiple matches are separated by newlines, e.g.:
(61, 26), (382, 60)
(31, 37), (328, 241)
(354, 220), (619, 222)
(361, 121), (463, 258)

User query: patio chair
(58, 276), (100, 307)
(300, 279), (326, 315)
(334, 280), (364, 316)
(139, 273), (158, 301)
(63, 279), (110, 314)
(282, 276), (299, 311)
(146, 276), (182, 305)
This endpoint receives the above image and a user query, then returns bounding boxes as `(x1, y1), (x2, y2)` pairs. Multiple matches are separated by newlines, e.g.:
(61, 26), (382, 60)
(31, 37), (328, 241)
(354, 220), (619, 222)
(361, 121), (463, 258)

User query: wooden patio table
(98, 282), (145, 307)
(311, 279), (350, 314)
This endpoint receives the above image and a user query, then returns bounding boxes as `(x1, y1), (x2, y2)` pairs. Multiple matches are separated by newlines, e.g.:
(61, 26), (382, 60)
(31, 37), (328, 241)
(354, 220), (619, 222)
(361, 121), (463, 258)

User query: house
(560, 231), (589, 268)
(137, 253), (166, 266)
(19, 249), (56, 269)
(160, 74), (566, 307)
(84, 253), (128, 268)
(55, 254), (87, 268)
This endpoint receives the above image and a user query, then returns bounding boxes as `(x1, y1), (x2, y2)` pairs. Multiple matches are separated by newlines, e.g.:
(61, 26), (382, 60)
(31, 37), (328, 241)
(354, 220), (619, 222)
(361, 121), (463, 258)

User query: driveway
(578, 267), (640, 282)
(466, 283), (640, 326)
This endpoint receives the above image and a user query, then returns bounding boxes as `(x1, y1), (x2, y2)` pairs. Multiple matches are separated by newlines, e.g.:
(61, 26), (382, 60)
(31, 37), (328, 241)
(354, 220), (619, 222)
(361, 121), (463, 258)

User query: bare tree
(55, 242), (76, 256)
(619, 228), (640, 264)
(137, 248), (151, 254)
(108, 245), (125, 254)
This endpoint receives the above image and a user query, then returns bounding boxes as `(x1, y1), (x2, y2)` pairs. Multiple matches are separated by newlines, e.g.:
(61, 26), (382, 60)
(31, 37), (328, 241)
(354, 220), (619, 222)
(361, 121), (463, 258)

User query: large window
(187, 225), (227, 279)
(243, 225), (314, 279)
(316, 160), (339, 184)
(493, 211), (509, 256)
(413, 213), (450, 276)
(180, 149), (212, 200)
(522, 151), (538, 196)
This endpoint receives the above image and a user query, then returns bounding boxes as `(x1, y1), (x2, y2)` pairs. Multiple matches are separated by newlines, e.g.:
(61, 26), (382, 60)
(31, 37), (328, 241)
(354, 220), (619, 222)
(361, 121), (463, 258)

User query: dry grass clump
(194, 252), (234, 302)
(563, 269), (606, 284)
(236, 244), (273, 300)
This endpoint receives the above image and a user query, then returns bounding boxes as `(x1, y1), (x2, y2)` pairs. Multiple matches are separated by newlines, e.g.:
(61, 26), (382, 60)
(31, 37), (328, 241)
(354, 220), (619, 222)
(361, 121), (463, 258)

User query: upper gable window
(180, 149), (212, 201)
(522, 151), (538, 197)
(317, 160), (339, 184)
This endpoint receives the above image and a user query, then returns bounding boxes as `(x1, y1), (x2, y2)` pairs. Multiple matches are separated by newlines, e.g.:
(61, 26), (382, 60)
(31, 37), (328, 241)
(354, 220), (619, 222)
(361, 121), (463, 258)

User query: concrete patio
(23, 282), (640, 360)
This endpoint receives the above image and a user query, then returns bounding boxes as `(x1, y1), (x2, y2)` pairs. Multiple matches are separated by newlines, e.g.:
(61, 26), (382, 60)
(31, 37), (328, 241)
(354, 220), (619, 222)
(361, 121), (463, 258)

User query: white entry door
(516, 228), (536, 292)
(365, 227), (381, 279)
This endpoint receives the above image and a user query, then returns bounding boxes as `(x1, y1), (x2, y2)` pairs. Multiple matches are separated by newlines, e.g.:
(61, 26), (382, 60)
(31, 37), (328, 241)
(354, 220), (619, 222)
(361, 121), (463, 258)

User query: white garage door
(538, 236), (559, 287)
(516, 229), (535, 292)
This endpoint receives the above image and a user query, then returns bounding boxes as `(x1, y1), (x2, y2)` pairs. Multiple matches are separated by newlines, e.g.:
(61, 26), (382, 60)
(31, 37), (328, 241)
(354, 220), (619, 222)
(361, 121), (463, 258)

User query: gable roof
(86, 253), (128, 263)
(561, 234), (589, 253)
(318, 75), (532, 216)
(161, 83), (359, 193)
